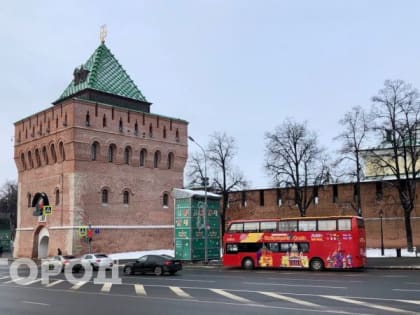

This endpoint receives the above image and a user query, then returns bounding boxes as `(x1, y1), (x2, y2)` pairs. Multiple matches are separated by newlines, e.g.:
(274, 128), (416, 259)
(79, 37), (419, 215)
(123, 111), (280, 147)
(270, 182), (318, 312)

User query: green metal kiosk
(172, 189), (221, 261)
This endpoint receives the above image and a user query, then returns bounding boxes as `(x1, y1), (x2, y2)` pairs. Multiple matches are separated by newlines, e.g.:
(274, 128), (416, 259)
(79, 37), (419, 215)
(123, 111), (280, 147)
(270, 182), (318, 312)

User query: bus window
(279, 220), (297, 231)
(298, 220), (316, 231)
(317, 219), (336, 231)
(226, 244), (238, 253)
(260, 221), (277, 232)
(266, 242), (280, 252)
(298, 242), (309, 253)
(238, 243), (262, 252)
(279, 243), (291, 252)
(244, 222), (259, 232)
(228, 223), (243, 233)
(338, 219), (351, 231)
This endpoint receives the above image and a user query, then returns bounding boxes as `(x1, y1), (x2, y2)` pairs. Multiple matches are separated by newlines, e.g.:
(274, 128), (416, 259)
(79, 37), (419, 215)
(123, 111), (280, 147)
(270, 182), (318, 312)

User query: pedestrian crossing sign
(78, 226), (88, 237)
(42, 205), (53, 216)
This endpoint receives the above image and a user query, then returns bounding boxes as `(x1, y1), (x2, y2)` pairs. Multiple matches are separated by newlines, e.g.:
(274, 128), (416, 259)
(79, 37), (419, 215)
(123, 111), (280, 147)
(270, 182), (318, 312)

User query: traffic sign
(43, 205), (53, 216)
(78, 226), (88, 237)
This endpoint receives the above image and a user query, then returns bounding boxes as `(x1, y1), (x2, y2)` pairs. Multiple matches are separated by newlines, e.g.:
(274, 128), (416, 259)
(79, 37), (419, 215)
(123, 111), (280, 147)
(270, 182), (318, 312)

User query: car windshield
(161, 254), (174, 259)
(63, 255), (76, 259)
(95, 254), (108, 258)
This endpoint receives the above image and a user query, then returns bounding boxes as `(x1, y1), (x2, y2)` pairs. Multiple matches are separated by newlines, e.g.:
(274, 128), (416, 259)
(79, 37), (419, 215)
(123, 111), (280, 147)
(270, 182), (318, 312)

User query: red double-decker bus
(222, 216), (366, 271)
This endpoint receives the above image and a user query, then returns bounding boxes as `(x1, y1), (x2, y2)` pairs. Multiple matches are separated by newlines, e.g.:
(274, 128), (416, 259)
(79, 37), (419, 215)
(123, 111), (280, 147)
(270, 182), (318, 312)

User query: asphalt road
(0, 264), (419, 315)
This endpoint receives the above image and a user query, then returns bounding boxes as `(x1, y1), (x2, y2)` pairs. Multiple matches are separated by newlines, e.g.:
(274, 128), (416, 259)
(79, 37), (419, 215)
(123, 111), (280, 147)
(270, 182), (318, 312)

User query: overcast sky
(2, 1), (420, 189)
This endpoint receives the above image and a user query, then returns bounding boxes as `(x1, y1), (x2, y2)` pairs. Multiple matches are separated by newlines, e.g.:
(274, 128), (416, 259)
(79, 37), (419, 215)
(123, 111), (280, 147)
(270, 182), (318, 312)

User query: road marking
(210, 289), (251, 303)
(0, 276), (10, 280)
(4, 277), (24, 284)
(101, 282), (112, 293)
(244, 282), (346, 289)
(23, 279), (42, 286)
(260, 291), (322, 308)
(134, 284), (147, 296)
(322, 295), (412, 313)
(393, 289), (420, 292)
(71, 281), (87, 290)
(22, 301), (50, 306)
(45, 280), (64, 288)
(397, 299), (420, 305)
(169, 286), (192, 298)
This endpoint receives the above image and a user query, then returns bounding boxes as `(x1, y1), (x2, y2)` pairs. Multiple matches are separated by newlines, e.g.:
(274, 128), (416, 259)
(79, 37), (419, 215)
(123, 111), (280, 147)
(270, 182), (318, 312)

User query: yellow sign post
(42, 205), (53, 216)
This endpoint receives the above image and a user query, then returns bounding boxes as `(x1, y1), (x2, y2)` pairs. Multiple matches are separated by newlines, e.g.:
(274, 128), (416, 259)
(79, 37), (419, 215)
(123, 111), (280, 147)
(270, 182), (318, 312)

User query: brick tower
(13, 39), (188, 258)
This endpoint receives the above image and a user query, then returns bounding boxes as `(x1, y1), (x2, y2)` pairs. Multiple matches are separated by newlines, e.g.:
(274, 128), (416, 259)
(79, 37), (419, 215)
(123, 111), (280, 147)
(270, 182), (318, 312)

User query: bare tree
(265, 119), (329, 217)
(207, 132), (247, 234)
(334, 106), (370, 216)
(364, 80), (420, 249)
(186, 152), (207, 188)
(0, 181), (18, 240)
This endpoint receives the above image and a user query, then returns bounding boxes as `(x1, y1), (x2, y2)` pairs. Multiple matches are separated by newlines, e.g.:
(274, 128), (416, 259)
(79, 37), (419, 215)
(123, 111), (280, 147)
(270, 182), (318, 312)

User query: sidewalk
(367, 257), (420, 270)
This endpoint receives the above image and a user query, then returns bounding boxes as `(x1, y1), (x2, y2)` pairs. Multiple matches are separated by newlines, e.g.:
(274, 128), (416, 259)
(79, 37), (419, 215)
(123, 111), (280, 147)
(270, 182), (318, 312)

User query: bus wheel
(242, 258), (254, 270)
(310, 258), (324, 271)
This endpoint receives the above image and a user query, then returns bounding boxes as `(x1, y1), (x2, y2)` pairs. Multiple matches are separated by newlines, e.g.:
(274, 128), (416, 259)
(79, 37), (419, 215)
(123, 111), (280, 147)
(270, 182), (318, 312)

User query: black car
(123, 255), (182, 276)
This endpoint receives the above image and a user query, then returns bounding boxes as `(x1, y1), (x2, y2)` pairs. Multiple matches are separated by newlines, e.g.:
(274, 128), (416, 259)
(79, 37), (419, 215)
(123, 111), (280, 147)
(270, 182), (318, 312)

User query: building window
(42, 146), (48, 165)
(112, 107), (114, 120)
(86, 111), (90, 127)
(51, 144), (57, 163)
(124, 146), (132, 165)
(259, 190), (264, 206)
(59, 142), (65, 161)
(20, 153), (26, 170)
(163, 126), (167, 139)
(123, 191), (129, 205)
(175, 129), (180, 142)
(108, 145), (116, 163)
(127, 111), (130, 123)
(277, 189), (282, 207)
(35, 149), (41, 167)
(91, 142), (99, 160)
(163, 193), (169, 208)
(101, 189), (109, 204)
(47, 120), (50, 133)
(154, 151), (161, 168)
(376, 182), (383, 201)
(63, 113), (68, 126)
(140, 149), (147, 167)
(149, 124), (153, 138)
(313, 187), (319, 205)
(119, 118), (123, 132)
(27, 193), (32, 208)
(103, 114), (107, 127)
(241, 191), (247, 207)
(134, 121), (138, 135)
(28, 151), (34, 168)
(55, 189), (60, 205)
(95, 104), (98, 117)
(333, 185), (338, 203)
(56, 117), (58, 129)
(167, 152), (174, 169)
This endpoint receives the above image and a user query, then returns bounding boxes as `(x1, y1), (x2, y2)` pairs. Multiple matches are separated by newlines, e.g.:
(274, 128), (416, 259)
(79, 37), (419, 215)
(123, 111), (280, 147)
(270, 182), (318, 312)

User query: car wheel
(154, 266), (163, 276)
(124, 266), (133, 275)
(310, 258), (324, 271)
(242, 258), (254, 270)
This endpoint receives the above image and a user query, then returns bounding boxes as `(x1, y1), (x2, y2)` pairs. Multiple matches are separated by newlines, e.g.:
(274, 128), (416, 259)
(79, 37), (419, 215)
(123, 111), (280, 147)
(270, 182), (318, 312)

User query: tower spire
(100, 25), (107, 43)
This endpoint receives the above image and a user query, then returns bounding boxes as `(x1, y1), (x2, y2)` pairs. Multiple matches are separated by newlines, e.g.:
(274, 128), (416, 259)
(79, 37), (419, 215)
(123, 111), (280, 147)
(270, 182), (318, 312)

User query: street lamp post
(188, 136), (208, 264)
(379, 209), (384, 256)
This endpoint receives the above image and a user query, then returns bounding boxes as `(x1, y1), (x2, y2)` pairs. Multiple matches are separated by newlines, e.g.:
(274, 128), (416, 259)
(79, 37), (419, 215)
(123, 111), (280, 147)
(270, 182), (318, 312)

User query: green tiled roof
(56, 43), (147, 103)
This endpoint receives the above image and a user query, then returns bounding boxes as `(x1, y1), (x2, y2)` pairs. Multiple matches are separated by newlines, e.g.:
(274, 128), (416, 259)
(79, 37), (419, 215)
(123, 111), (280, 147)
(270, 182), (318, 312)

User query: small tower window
(123, 191), (129, 205)
(42, 146), (48, 165)
(108, 145), (115, 163)
(140, 149), (147, 167)
(59, 142), (66, 161)
(259, 190), (265, 206)
(154, 151), (161, 168)
(91, 142), (99, 160)
(27, 193), (32, 208)
(149, 124), (153, 138)
(163, 193), (169, 208)
(175, 129), (180, 142)
(55, 189), (60, 205)
(163, 126), (167, 139)
(167, 152), (174, 169)
(51, 144), (57, 163)
(103, 114), (107, 127)
(134, 121), (138, 135)
(95, 104), (98, 117)
(119, 118), (123, 132)
(333, 185), (338, 203)
(102, 189), (109, 204)
(124, 147), (131, 165)
(86, 111), (90, 127)
(21, 153), (26, 170)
